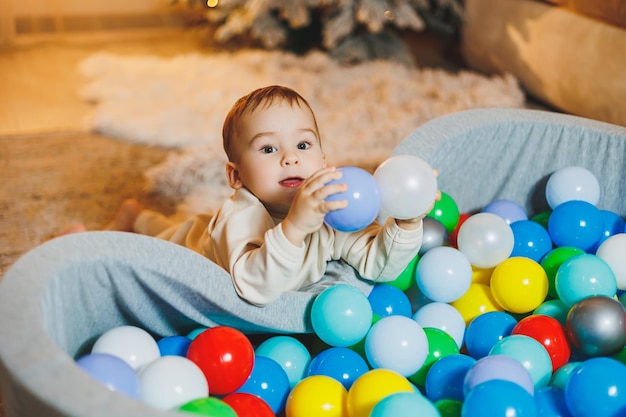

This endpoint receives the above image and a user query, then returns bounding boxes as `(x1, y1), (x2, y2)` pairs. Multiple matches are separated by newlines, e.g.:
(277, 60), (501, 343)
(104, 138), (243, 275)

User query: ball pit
(1, 108), (625, 417)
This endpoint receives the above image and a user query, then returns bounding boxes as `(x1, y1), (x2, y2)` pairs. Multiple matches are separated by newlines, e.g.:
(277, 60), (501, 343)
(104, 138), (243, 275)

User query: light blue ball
(324, 166), (381, 232)
(255, 335), (311, 389)
(370, 392), (440, 417)
(555, 253), (617, 307)
(311, 284), (372, 347)
(489, 334), (553, 388)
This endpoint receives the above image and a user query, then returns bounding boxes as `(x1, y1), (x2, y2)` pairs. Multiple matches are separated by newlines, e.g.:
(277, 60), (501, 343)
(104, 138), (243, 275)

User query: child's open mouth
(279, 177), (305, 188)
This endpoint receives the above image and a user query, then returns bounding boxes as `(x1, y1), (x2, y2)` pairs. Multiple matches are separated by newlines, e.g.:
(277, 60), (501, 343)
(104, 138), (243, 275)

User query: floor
(0, 28), (214, 136)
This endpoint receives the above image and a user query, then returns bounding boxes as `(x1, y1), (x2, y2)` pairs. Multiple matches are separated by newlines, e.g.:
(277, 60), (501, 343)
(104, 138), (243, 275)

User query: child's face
(226, 101), (326, 217)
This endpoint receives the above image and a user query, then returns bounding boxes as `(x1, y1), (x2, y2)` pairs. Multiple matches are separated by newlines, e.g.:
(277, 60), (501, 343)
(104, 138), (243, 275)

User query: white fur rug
(79, 49), (525, 215)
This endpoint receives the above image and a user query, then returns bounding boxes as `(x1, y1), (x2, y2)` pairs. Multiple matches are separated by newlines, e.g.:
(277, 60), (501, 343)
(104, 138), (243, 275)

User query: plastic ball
(157, 335), (191, 357)
(565, 295), (626, 357)
(285, 375), (347, 417)
(564, 357), (626, 417)
(463, 354), (535, 396)
(593, 210), (626, 251)
(532, 210), (552, 229)
(186, 326), (254, 395)
(489, 334), (553, 388)
(255, 335), (311, 389)
(307, 347), (369, 390)
(545, 165), (600, 209)
(457, 212), (514, 269)
(409, 327), (460, 387)
(370, 392), (440, 417)
(178, 397), (237, 417)
(367, 283), (412, 319)
(534, 386), (573, 417)
(596, 233), (626, 290)
(470, 265), (494, 286)
(464, 311), (517, 359)
(389, 254), (419, 291)
(550, 361), (581, 390)
(434, 398), (463, 417)
(427, 191), (460, 233)
(512, 314), (571, 371)
(547, 200), (604, 252)
(236, 355), (290, 415)
(462, 379), (537, 417)
(76, 353), (141, 399)
(364, 315), (428, 377)
(91, 325), (160, 371)
(311, 284), (373, 347)
(490, 257), (549, 314)
(139, 355), (208, 410)
(324, 166), (381, 232)
(425, 353), (476, 402)
(412, 302), (466, 349)
(420, 217), (449, 255)
(482, 199), (528, 224)
(373, 154), (438, 220)
(222, 392), (275, 417)
(541, 246), (586, 299)
(450, 283), (503, 325)
(534, 299), (570, 327)
(510, 219), (554, 262)
(346, 369), (414, 417)
(416, 246), (472, 303)
(555, 253), (617, 307)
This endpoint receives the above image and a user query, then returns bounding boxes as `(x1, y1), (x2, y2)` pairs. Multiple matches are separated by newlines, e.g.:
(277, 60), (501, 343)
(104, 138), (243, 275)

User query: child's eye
(297, 141), (312, 150)
(261, 145), (277, 154)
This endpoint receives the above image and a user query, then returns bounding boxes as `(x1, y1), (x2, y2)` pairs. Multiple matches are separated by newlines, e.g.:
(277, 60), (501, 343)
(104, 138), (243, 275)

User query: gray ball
(566, 295), (626, 357)
(419, 217), (449, 255)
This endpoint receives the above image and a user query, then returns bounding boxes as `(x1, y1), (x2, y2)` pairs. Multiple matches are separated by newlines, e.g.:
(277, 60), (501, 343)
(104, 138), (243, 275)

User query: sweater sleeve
(333, 216), (423, 283)
(206, 190), (309, 306)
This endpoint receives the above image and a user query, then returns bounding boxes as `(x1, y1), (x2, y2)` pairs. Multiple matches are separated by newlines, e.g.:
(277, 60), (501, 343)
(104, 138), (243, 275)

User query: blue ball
(564, 357), (626, 417)
(255, 335), (311, 389)
(482, 199), (528, 224)
(462, 379), (538, 417)
(592, 210), (626, 252)
(157, 335), (191, 357)
(307, 347), (369, 390)
(510, 220), (554, 262)
(425, 353), (476, 402)
(370, 392), (440, 417)
(367, 284), (412, 319)
(311, 284), (373, 347)
(76, 353), (141, 399)
(464, 311), (518, 359)
(535, 386), (573, 417)
(324, 166), (381, 232)
(548, 200), (604, 252)
(235, 355), (290, 414)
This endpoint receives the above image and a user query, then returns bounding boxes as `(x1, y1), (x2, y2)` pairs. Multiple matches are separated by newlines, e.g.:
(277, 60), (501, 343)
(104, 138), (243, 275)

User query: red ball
(511, 315), (571, 371)
(449, 212), (471, 248)
(186, 326), (255, 395)
(222, 392), (275, 417)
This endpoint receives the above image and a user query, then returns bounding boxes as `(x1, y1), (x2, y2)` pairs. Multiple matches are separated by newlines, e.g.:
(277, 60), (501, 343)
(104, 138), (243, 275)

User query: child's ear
(226, 162), (244, 189)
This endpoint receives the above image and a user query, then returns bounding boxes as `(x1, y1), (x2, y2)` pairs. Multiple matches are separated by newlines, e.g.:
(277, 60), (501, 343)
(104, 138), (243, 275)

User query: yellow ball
(471, 265), (494, 285)
(286, 375), (347, 417)
(347, 369), (414, 417)
(490, 256), (548, 313)
(450, 283), (502, 325)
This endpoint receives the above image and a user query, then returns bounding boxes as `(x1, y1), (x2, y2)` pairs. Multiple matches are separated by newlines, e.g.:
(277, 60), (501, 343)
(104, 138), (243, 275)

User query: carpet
(79, 49), (526, 215)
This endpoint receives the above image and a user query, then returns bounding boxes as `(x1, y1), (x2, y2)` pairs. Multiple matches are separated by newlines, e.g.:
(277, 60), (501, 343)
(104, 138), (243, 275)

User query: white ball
(91, 326), (160, 370)
(413, 302), (466, 348)
(374, 155), (438, 220)
(139, 356), (209, 410)
(596, 233), (626, 290)
(545, 166), (600, 209)
(416, 246), (472, 303)
(457, 213), (514, 269)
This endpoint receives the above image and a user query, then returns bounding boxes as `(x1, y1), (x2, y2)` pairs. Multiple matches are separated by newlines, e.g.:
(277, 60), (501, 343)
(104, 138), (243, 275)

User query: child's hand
(395, 189), (441, 230)
(282, 167), (348, 246)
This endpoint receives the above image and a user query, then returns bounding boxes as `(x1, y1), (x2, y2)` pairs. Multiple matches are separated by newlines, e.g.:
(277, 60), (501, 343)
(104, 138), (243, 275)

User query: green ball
(179, 397), (238, 417)
(540, 246), (585, 299)
(531, 210), (551, 229)
(427, 192), (460, 233)
(435, 398), (463, 417)
(408, 328), (459, 387)
(388, 254), (419, 291)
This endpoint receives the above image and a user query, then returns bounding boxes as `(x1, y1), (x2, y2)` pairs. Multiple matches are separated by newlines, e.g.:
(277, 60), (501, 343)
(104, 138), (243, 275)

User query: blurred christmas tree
(171, 0), (463, 65)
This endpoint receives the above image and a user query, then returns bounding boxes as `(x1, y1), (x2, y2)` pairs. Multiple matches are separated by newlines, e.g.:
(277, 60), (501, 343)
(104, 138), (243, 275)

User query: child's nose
(282, 151), (300, 166)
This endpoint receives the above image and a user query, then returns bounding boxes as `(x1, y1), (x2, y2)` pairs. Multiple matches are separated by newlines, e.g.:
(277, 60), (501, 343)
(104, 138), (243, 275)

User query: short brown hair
(222, 85), (320, 161)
